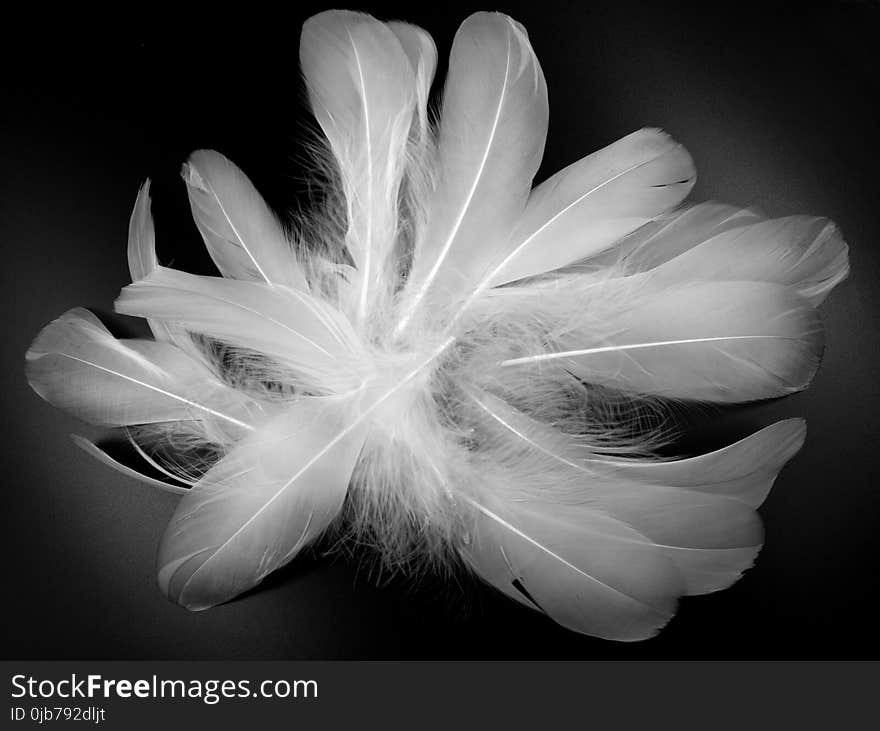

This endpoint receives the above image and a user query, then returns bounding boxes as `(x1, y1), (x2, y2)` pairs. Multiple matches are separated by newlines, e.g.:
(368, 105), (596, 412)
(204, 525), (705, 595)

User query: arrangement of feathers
(25, 10), (849, 640)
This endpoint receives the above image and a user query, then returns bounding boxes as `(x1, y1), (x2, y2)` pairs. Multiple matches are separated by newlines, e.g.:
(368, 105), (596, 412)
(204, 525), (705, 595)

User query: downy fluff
(25, 10), (849, 640)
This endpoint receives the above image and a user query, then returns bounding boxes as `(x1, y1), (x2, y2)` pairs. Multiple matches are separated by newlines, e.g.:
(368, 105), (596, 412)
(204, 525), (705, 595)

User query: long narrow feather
(300, 11), (416, 323)
(500, 280), (823, 402)
(127, 180), (212, 366)
(127, 181), (164, 317)
(470, 388), (805, 505)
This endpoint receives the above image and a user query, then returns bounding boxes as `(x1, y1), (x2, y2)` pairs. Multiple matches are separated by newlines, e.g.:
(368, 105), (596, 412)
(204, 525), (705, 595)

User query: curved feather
(468, 390), (769, 594)
(580, 484), (762, 595)
(127, 180), (159, 284)
(470, 389), (805, 506)
(463, 496), (681, 641)
(158, 399), (366, 610)
(501, 280), (823, 402)
(25, 308), (252, 429)
(127, 181), (210, 366)
(589, 420), (806, 508)
(399, 12), (548, 330)
(182, 150), (307, 290)
(71, 435), (190, 495)
(487, 129), (696, 287)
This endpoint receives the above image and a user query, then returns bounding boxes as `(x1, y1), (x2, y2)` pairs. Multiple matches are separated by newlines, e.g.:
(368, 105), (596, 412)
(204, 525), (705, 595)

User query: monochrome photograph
(2, 3), (877, 718)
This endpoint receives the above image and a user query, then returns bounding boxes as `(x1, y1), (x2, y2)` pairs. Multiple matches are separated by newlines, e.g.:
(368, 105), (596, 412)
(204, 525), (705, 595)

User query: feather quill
(24, 9), (848, 639)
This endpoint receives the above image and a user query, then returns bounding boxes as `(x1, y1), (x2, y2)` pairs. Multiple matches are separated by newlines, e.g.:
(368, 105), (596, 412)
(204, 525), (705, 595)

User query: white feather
(597, 201), (765, 273)
(115, 267), (364, 390)
(26, 308), (252, 430)
(388, 21), (437, 148)
(397, 12), (548, 332)
(487, 129), (695, 287)
(498, 280), (823, 402)
(158, 398), (366, 610)
(467, 390), (767, 596)
(646, 216), (849, 305)
(300, 11), (416, 323)
(462, 496), (682, 641)
(127, 180), (213, 367)
(182, 150), (307, 290)
(588, 420), (807, 508)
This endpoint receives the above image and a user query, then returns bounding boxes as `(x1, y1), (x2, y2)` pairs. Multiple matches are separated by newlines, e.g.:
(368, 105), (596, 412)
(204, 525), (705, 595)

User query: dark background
(2, 1), (878, 659)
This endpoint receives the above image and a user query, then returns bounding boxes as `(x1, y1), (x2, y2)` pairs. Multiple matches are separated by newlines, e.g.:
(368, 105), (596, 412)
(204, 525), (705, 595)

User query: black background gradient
(3, 1), (879, 659)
